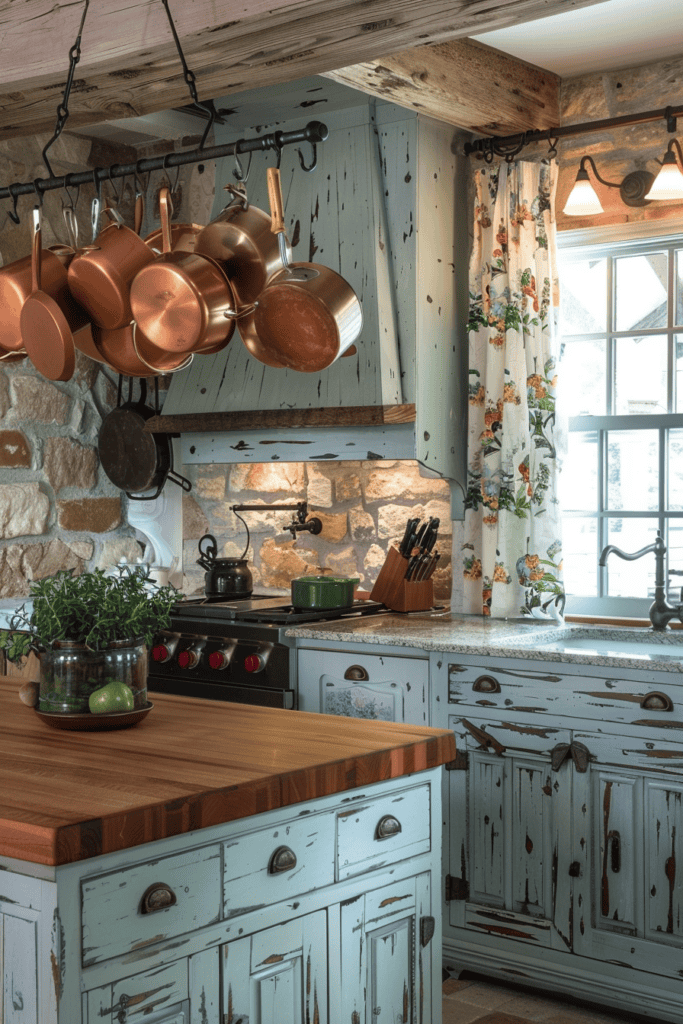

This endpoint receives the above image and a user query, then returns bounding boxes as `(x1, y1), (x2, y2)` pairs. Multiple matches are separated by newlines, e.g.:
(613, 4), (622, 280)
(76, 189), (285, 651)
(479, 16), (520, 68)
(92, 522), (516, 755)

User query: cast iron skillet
(98, 376), (191, 501)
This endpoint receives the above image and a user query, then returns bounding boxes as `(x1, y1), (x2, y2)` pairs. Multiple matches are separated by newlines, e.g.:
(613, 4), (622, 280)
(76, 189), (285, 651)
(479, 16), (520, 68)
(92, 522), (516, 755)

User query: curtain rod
(0, 120), (329, 206)
(464, 104), (683, 160)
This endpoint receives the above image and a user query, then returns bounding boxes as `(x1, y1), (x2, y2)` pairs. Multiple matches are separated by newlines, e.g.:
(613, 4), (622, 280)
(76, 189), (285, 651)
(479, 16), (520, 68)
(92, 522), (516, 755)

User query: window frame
(558, 225), (683, 619)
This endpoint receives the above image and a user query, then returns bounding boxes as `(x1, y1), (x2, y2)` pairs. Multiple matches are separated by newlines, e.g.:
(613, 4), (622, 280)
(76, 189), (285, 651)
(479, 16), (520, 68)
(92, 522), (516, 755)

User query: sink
(505, 627), (683, 662)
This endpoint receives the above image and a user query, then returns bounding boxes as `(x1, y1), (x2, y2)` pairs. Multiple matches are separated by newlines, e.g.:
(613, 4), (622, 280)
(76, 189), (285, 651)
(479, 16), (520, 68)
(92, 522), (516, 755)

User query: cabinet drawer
(447, 661), (683, 728)
(223, 812), (335, 917)
(81, 844), (221, 967)
(336, 783), (430, 881)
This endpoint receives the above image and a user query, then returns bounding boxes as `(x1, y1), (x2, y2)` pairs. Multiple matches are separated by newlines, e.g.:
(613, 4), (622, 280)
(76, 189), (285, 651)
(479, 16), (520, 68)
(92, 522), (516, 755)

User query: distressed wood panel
(511, 760), (547, 915)
(470, 755), (506, 906)
(325, 38), (560, 134)
(336, 783), (431, 880)
(162, 103), (402, 416)
(0, 0), (603, 141)
(645, 781), (683, 944)
(594, 774), (638, 933)
(222, 813), (336, 917)
(0, 675), (454, 865)
(146, 403), (416, 433)
(178, 421), (417, 464)
(80, 843), (222, 967)
(2, 912), (38, 1024)
(188, 946), (220, 1024)
(87, 958), (188, 1022)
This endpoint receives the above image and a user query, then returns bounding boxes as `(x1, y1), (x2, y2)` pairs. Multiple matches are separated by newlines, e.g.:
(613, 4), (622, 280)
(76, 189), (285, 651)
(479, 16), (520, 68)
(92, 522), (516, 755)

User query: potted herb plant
(0, 567), (181, 715)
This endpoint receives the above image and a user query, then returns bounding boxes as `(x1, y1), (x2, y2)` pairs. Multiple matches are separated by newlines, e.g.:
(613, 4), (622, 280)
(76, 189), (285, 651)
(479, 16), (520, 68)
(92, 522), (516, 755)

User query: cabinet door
(297, 648), (429, 724)
(85, 958), (189, 1023)
(221, 910), (327, 1024)
(339, 873), (433, 1024)
(1, 909), (39, 1024)
(448, 715), (574, 952)
(573, 729), (683, 976)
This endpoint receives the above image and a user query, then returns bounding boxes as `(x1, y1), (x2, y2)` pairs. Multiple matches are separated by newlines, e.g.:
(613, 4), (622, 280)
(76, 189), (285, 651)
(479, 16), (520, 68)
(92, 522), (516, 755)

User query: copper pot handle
(130, 321), (193, 374)
(266, 166), (291, 267)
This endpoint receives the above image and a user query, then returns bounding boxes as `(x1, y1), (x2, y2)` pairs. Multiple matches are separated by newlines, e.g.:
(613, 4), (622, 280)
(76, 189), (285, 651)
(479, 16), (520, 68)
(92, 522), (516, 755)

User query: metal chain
(160, 0), (215, 149)
(41, 0), (91, 179)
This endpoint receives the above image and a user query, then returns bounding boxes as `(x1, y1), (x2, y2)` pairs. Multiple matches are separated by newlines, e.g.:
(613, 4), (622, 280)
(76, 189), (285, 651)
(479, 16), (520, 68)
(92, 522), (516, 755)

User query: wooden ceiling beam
(0, 0), (598, 140)
(325, 39), (560, 135)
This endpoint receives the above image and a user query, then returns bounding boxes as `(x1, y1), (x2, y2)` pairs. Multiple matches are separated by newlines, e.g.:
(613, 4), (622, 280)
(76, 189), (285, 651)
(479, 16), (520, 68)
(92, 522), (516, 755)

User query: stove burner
(171, 596), (387, 624)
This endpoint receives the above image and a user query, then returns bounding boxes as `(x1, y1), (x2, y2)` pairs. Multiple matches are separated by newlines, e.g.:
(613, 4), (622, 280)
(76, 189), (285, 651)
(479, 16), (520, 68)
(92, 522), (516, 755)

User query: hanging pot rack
(0, 121), (329, 215)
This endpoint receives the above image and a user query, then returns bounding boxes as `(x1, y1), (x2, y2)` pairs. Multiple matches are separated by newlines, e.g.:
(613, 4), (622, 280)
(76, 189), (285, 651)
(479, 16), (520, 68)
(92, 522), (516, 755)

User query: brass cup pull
(268, 845), (297, 873)
(344, 664), (369, 681)
(139, 882), (177, 914)
(375, 815), (402, 840)
(472, 675), (501, 694)
(640, 690), (674, 711)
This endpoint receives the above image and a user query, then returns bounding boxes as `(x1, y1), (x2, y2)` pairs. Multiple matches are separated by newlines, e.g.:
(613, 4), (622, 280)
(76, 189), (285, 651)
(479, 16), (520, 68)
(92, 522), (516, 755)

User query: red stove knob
(177, 648), (200, 670)
(209, 646), (235, 671)
(245, 653), (265, 673)
(152, 643), (170, 663)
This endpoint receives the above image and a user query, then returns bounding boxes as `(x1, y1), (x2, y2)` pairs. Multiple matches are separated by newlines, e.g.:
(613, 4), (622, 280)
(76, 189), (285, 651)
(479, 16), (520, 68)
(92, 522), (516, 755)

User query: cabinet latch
(461, 718), (506, 756)
(445, 874), (469, 902)
(444, 752), (468, 771)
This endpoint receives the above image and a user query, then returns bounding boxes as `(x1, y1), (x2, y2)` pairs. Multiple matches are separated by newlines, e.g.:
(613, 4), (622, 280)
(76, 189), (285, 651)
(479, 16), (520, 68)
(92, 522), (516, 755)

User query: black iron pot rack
(0, 121), (329, 211)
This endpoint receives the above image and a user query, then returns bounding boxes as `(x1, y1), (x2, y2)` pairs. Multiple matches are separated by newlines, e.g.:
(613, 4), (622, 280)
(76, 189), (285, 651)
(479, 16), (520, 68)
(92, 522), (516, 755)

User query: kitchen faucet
(598, 530), (683, 630)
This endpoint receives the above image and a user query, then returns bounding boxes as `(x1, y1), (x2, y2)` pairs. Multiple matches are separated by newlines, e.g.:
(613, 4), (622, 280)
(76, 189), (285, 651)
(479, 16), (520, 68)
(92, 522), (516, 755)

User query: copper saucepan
(67, 204), (156, 329)
(194, 183), (288, 306)
(130, 188), (243, 355)
(252, 168), (363, 373)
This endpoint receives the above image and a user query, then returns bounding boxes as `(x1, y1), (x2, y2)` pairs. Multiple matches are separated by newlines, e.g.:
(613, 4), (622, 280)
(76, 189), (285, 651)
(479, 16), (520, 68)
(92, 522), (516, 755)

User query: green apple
(89, 679), (135, 714)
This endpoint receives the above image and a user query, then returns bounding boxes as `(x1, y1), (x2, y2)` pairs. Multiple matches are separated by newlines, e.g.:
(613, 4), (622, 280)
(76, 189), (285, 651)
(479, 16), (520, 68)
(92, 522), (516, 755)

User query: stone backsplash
(181, 460), (453, 601)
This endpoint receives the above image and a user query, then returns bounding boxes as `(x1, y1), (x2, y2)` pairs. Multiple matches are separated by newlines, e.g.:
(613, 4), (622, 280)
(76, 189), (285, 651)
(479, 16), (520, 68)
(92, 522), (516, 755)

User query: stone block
(349, 508), (375, 542)
(57, 497), (121, 533)
(43, 437), (97, 491)
(259, 539), (318, 589)
(0, 483), (49, 538)
(0, 539), (89, 598)
(315, 511), (347, 543)
(95, 538), (143, 569)
(182, 493), (210, 540)
(195, 474), (227, 500)
(364, 543), (389, 569)
(0, 372), (9, 418)
(9, 377), (69, 424)
(305, 465), (334, 507)
(335, 473), (362, 502)
(377, 503), (421, 541)
(0, 430), (31, 467)
(323, 546), (362, 581)
(363, 462), (450, 503)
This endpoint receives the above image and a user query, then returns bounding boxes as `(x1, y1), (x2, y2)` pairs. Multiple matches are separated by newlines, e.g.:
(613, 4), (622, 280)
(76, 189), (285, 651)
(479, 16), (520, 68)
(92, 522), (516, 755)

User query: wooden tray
(34, 702), (154, 731)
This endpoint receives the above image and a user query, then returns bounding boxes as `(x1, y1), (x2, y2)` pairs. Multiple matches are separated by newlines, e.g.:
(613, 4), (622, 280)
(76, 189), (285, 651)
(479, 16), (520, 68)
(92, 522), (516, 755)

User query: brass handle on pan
(267, 166), (286, 236)
(158, 187), (173, 254)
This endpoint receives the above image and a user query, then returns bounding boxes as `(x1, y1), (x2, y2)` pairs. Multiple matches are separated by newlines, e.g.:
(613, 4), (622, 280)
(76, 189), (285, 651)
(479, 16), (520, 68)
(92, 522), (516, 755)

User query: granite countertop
(0, 677), (454, 866)
(286, 610), (683, 673)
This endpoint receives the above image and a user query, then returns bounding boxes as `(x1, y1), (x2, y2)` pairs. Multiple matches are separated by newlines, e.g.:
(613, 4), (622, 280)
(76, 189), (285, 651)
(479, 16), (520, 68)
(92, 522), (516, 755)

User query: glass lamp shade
(644, 152), (683, 201)
(563, 171), (604, 216)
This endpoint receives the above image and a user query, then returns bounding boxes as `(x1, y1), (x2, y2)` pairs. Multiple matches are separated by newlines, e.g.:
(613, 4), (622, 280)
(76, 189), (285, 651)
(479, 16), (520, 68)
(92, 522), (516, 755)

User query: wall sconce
(563, 155), (655, 216)
(645, 139), (683, 200)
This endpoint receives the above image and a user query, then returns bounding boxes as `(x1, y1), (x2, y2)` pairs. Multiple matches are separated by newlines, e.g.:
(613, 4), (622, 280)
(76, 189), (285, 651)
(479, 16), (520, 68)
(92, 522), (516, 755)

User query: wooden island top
(0, 677), (454, 867)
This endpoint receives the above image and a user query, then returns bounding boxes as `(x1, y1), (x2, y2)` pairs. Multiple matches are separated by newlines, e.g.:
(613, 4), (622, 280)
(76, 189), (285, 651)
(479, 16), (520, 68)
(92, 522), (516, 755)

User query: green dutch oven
(291, 575), (360, 610)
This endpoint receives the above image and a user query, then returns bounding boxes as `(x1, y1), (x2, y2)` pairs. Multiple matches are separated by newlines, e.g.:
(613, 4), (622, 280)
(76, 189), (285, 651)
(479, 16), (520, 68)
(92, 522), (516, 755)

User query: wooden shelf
(144, 403), (416, 433)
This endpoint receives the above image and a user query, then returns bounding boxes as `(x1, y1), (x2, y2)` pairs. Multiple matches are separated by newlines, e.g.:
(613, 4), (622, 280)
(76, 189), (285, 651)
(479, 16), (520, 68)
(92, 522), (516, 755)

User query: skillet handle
(159, 187), (173, 254)
(31, 206), (42, 292)
(267, 167), (286, 237)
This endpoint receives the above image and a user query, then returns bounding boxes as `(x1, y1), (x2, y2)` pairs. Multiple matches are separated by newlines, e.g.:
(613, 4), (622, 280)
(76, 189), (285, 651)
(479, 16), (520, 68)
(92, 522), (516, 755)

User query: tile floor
(442, 973), (654, 1024)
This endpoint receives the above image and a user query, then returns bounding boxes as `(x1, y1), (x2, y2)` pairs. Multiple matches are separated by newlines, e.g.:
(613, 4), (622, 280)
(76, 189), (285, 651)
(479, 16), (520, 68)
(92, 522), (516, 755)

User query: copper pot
(130, 188), (241, 355)
(252, 169), (363, 373)
(194, 184), (288, 305)
(67, 206), (155, 329)
(144, 221), (203, 254)
(92, 321), (193, 377)
(0, 244), (85, 353)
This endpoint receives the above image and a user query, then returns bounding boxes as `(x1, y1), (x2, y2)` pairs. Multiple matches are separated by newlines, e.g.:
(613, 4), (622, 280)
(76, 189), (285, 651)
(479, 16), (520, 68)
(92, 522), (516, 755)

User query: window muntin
(559, 234), (683, 617)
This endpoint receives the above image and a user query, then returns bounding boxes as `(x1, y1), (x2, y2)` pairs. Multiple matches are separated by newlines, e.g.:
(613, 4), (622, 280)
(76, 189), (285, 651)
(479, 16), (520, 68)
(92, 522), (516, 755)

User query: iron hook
(297, 140), (318, 173)
(33, 179), (45, 207)
(7, 182), (22, 224)
(233, 147), (252, 184)
(162, 152), (181, 194)
(107, 165), (120, 206)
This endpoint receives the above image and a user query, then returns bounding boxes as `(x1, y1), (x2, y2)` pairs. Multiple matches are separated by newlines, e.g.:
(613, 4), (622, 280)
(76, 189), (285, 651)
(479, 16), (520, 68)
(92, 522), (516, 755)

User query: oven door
(148, 675), (295, 709)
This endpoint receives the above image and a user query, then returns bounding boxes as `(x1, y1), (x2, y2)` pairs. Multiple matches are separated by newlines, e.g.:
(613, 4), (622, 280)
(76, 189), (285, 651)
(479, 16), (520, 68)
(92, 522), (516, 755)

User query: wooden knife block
(370, 544), (434, 613)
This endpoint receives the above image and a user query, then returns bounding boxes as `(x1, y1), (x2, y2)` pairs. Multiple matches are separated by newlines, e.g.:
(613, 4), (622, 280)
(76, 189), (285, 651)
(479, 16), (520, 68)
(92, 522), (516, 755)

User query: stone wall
(181, 460), (452, 601)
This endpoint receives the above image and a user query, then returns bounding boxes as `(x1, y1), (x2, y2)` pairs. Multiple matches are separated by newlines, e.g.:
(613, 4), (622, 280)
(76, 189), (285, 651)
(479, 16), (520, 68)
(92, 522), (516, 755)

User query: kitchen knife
(405, 553), (421, 580)
(422, 518), (440, 554)
(399, 517), (419, 557)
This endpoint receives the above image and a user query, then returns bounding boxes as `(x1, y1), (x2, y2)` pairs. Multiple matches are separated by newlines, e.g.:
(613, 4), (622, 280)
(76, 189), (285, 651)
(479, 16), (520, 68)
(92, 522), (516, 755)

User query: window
(559, 231), (683, 617)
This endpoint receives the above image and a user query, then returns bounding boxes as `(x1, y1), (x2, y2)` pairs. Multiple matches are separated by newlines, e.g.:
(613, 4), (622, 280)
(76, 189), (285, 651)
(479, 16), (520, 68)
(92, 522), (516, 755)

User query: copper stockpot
(130, 188), (241, 355)
(0, 243), (86, 353)
(144, 221), (202, 255)
(67, 206), (155, 329)
(251, 168), (363, 373)
(194, 184), (288, 306)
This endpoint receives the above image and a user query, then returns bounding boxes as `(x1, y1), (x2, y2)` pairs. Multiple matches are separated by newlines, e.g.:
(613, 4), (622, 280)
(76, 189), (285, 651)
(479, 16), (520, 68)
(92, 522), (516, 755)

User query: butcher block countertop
(0, 677), (454, 868)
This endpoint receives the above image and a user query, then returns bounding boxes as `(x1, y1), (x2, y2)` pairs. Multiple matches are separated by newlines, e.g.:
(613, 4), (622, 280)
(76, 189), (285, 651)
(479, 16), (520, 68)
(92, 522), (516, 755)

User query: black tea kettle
(197, 533), (253, 599)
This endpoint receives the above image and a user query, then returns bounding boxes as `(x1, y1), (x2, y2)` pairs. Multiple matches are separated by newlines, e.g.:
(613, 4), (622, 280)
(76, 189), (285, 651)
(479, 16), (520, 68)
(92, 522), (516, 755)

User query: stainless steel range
(147, 596), (386, 709)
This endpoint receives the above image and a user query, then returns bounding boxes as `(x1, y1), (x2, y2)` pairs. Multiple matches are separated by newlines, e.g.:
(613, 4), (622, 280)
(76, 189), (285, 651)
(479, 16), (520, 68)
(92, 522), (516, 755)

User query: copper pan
(252, 168), (363, 373)
(67, 205), (155, 329)
(130, 188), (241, 355)
(93, 321), (193, 377)
(194, 183), (288, 305)
(0, 241), (84, 353)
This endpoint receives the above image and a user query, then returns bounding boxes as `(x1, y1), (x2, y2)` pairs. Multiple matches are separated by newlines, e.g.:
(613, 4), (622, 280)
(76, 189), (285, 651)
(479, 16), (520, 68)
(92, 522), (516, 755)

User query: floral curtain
(463, 160), (565, 619)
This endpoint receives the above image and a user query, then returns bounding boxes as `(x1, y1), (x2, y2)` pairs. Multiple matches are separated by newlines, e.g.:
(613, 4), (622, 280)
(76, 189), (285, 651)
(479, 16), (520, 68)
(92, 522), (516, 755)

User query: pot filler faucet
(599, 530), (683, 630)
(231, 502), (323, 541)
